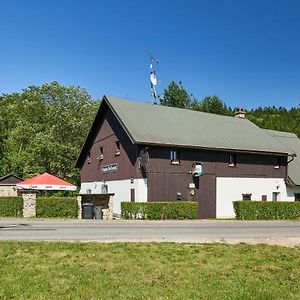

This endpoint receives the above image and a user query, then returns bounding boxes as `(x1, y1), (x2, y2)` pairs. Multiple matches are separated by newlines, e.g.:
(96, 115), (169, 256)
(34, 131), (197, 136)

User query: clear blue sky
(1, 0), (300, 109)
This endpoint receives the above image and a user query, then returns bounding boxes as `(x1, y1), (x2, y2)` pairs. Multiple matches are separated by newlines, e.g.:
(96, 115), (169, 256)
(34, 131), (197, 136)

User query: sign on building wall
(101, 163), (118, 174)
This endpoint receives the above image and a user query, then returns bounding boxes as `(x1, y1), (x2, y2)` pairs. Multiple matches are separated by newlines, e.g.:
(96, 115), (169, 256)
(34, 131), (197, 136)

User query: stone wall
(22, 193), (36, 218)
(0, 185), (18, 197)
(102, 195), (113, 220)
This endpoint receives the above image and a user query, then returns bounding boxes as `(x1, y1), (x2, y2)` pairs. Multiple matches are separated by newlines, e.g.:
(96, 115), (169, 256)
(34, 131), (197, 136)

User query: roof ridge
(106, 95), (240, 121)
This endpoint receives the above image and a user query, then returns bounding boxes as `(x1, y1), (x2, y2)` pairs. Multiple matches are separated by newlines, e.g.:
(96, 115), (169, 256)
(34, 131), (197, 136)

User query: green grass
(0, 242), (299, 299)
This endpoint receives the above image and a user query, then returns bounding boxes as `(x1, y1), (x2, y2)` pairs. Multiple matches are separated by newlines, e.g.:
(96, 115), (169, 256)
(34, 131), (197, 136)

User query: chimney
(234, 108), (246, 119)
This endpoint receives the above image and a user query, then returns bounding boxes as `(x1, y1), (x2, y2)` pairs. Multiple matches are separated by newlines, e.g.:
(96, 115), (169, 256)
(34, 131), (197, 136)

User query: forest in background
(0, 81), (299, 183)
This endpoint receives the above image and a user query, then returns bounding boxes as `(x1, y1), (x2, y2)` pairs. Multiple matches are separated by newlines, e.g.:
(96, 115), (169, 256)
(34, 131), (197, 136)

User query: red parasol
(16, 172), (76, 191)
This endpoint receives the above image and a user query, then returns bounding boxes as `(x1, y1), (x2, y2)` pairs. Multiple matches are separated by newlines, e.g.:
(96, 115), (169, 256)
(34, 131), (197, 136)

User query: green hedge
(121, 201), (198, 220)
(36, 197), (78, 218)
(233, 201), (300, 220)
(0, 197), (23, 217)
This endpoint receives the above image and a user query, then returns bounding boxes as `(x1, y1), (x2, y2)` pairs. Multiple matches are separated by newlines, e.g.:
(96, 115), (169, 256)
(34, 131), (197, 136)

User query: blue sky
(1, 0), (300, 109)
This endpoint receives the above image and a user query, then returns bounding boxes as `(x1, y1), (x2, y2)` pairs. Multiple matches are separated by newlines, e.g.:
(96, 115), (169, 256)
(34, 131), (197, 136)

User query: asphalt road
(0, 219), (300, 246)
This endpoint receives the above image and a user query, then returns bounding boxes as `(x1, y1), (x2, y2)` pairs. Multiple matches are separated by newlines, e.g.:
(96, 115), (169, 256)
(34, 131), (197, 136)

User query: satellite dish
(150, 71), (157, 86)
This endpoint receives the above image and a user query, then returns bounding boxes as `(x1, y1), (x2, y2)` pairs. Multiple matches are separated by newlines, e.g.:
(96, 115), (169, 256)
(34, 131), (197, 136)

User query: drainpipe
(286, 153), (296, 185)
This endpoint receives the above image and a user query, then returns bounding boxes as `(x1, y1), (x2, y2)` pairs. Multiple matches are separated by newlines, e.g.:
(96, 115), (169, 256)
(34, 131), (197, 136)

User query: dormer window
(115, 141), (120, 156)
(274, 157), (281, 169)
(170, 150), (180, 164)
(229, 153), (237, 167)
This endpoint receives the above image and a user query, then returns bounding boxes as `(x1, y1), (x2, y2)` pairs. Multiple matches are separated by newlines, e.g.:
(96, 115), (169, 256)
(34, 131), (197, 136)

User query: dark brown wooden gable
(0, 174), (23, 185)
(80, 101), (139, 183)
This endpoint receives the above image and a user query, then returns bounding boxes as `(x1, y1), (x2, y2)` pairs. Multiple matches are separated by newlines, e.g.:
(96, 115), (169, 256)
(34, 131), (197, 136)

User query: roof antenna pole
(145, 50), (160, 103)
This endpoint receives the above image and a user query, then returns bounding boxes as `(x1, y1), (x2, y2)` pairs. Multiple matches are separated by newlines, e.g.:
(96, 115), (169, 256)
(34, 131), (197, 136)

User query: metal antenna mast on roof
(145, 50), (160, 102)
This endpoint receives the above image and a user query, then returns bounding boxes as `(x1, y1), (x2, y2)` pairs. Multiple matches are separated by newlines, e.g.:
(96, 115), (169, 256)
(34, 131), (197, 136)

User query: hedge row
(121, 201), (198, 220)
(233, 201), (300, 220)
(0, 197), (23, 217)
(36, 197), (78, 218)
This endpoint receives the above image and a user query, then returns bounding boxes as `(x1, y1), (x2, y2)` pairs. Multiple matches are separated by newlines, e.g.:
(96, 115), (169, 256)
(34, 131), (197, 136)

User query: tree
(160, 81), (192, 109)
(0, 82), (99, 183)
(192, 96), (231, 115)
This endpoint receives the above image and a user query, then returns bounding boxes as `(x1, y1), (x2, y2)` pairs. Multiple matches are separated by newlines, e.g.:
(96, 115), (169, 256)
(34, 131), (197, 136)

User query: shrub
(233, 201), (300, 220)
(0, 197), (23, 217)
(121, 201), (198, 220)
(36, 197), (78, 218)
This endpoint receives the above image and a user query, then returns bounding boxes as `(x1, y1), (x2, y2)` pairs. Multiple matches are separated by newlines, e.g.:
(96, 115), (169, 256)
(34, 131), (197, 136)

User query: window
(115, 141), (120, 156)
(272, 192), (279, 202)
(170, 150), (180, 164)
(295, 193), (300, 202)
(262, 195), (267, 201)
(274, 157), (281, 169)
(87, 152), (91, 164)
(242, 193), (252, 201)
(97, 147), (104, 161)
(229, 153), (237, 167)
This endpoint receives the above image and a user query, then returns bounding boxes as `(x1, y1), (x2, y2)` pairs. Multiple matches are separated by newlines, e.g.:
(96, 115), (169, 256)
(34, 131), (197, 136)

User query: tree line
(0, 80), (299, 182)
(160, 81), (300, 137)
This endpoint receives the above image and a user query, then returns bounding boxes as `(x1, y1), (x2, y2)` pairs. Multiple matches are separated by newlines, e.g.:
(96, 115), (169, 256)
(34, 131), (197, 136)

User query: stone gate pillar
(22, 192), (36, 218)
(77, 195), (82, 219)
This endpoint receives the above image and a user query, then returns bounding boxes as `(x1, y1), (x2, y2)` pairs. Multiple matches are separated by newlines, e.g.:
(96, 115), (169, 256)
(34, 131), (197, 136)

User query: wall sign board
(101, 163), (118, 174)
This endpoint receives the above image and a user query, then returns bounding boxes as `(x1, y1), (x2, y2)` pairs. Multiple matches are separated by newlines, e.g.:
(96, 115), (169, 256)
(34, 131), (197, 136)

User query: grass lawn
(0, 242), (299, 299)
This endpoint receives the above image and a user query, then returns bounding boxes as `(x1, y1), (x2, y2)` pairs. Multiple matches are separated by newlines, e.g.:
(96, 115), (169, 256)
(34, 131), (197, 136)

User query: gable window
(229, 153), (237, 167)
(87, 152), (91, 164)
(170, 150), (180, 164)
(295, 193), (300, 202)
(115, 141), (120, 156)
(97, 147), (104, 161)
(274, 157), (281, 169)
(242, 193), (251, 201)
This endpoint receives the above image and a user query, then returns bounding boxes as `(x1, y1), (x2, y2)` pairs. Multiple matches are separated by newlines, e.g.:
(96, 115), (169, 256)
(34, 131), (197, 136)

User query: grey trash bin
(82, 203), (93, 219)
(93, 206), (103, 219)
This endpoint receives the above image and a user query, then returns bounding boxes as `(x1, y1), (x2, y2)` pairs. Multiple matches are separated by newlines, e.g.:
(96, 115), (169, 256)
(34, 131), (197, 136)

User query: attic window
(97, 147), (104, 161)
(170, 150), (180, 164)
(87, 152), (91, 164)
(229, 153), (237, 167)
(115, 141), (120, 156)
(274, 157), (281, 169)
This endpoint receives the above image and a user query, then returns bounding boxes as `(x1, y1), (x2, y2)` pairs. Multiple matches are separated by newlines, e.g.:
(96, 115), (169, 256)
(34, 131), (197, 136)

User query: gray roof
(263, 129), (300, 186)
(105, 96), (289, 155)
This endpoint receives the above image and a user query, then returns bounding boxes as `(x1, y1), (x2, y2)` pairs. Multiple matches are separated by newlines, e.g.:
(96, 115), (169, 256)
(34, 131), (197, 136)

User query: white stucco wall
(80, 178), (148, 215)
(216, 177), (294, 218)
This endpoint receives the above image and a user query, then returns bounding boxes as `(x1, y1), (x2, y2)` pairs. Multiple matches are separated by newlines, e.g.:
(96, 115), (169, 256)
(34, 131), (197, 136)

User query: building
(263, 129), (300, 201)
(76, 96), (298, 218)
(0, 174), (23, 197)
